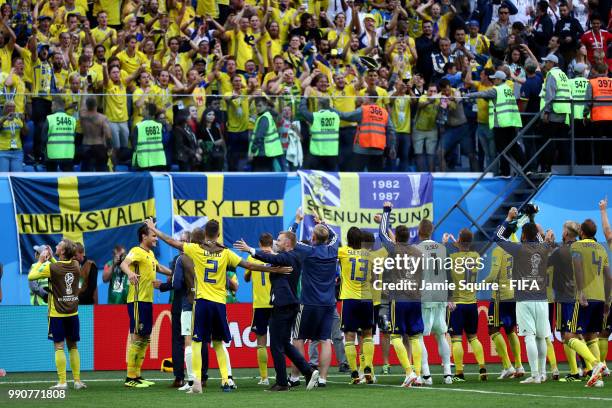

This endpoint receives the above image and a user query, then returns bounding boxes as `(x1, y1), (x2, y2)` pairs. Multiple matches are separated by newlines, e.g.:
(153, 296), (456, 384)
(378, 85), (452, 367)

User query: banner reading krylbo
(11, 174), (155, 273)
(171, 173), (287, 247)
(298, 171), (433, 242)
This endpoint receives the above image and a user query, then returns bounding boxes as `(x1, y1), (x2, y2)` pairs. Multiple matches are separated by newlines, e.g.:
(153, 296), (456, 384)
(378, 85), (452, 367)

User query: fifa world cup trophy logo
(530, 253), (542, 277)
(409, 175), (421, 206)
(65, 273), (75, 295)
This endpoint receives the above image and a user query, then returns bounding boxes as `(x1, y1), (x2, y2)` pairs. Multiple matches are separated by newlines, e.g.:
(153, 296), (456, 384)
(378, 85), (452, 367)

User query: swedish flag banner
(171, 173), (287, 246)
(11, 174), (155, 273)
(298, 171), (433, 243)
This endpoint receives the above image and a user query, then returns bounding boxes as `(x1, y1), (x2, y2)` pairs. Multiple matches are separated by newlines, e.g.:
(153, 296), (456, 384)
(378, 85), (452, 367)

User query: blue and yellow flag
(171, 174), (287, 247)
(11, 174), (155, 273)
(298, 171), (433, 243)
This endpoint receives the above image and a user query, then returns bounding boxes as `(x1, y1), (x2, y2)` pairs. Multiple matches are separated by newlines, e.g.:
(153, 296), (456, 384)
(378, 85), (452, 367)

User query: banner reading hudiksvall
(298, 171), (433, 242)
(11, 173), (155, 273)
(171, 173), (287, 246)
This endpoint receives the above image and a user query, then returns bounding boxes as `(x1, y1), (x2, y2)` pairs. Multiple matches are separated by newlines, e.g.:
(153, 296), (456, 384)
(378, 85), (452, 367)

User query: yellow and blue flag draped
(11, 174), (155, 273)
(171, 174), (287, 246)
(298, 171), (433, 243)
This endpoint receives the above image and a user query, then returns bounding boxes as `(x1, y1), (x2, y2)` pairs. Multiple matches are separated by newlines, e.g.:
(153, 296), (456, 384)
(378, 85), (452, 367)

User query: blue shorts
(448, 303), (478, 336)
(488, 301), (516, 331)
(48, 315), (80, 342)
(251, 307), (272, 336)
(341, 299), (374, 333)
(295, 304), (335, 341)
(127, 301), (153, 336)
(560, 301), (605, 334)
(390, 301), (424, 336)
(193, 298), (231, 343)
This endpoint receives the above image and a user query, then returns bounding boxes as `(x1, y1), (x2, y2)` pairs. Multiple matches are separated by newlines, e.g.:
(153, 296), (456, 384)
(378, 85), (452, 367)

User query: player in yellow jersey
(447, 229), (487, 382)
(599, 198), (612, 376)
(338, 227), (375, 384)
(145, 218), (291, 393)
(485, 245), (525, 379)
(245, 233), (274, 386)
(362, 230), (392, 375)
(568, 219), (610, 386)
(28, 239), (86, 390)
(120, 224), (172, 388)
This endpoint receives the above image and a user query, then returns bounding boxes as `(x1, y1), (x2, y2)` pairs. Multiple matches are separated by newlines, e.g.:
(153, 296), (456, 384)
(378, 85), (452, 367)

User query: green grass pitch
(1, 364), (611, 407)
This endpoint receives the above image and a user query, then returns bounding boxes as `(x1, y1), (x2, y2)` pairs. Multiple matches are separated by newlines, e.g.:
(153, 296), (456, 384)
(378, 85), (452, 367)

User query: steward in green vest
(44, 98), (76, 171)
(468, 70), (525, 176)
(249, 97), (283, 172)
(132, 103), (167, 170)
(567, 63), (591, 164)
(298, 96), (340, 171)
(29, 245), (55, 305)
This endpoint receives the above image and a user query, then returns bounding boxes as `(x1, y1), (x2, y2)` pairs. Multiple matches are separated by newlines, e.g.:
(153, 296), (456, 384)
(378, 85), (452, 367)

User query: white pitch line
(326, 381), (612, 402)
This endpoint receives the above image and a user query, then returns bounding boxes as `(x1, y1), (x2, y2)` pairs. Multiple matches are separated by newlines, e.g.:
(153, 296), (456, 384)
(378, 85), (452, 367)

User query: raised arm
(494, 208), (522, 257)
(379, 202), (395, 253)
(238, 259), (292, 274)
(145, 218), (184, 251)
(600, 198), (612, 246)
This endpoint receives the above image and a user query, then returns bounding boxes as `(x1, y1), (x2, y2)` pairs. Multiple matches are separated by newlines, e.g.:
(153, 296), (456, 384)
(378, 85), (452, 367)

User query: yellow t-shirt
(91, 27), (117, 58)
(116, 50), (148, 75)
(32, 61), (53, 100)
(196, 0), (219, 18)
(132, 86), (159, 128)
(359, 86), (389, 108)
(184, 243), (242, 304)
(126, 246), (158, 303)
(473, 81), (493, 124)
(63, 90), (82, 133)
(104, 79), (128, 122)
(338, 246), (372, 300)
(449, 251), (480, 304)
(225, 30), (254, 71)
(390, 95), (411, 133)
(0, 117), (23, 150)
(192, 85), (207, 120)
(571, 239), (609, 301)
(28, 260), (78, 317)
(247, 255), (272, 309)
(486, 246), (514, 301)
(0, 46), (13, 74)
(368, 247), (388, 306)
(271, 8), (296, 43)
(1, 73), (26, 114)
(331, 84), (357, 127)
(423, 11), (453, 39)
(95, 0), (121, 25)
(224, 91), (250, 132)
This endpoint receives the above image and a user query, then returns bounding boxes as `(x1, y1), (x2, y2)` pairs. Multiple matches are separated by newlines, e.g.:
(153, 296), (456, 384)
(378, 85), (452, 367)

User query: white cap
(489, 71), (507, 80)
(542, 54), (559, 64)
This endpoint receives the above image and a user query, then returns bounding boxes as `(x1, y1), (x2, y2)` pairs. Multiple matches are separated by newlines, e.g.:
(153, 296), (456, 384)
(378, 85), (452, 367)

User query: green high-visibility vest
(489, 83), (522, 128)
(250, 111), (283, 157)
(30, 277), (49, 306)
(133, 120), (166, 168)
(568, 77), (589, 123)
(548, 68), (571, 114)
(309, 110), (340, 156)
(46, 112), (76, 160)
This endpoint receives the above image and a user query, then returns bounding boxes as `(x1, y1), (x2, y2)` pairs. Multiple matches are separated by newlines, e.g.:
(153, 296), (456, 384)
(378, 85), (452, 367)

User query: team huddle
(28, 198), (612, 392)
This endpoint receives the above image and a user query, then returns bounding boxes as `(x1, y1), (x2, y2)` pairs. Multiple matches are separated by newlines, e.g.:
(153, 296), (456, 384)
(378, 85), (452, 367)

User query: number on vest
(320, 117), (336, 127)
(503, 88), (514, 98)
(369, 105), (383, 116)
(145, 126), (160, 136)
(56, 116), (73, 126)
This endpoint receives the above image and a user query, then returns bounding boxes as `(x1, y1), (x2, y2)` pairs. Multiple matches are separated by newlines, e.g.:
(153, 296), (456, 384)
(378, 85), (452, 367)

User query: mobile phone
(136, 16), (145, 25)
(195, 16), (203, 25)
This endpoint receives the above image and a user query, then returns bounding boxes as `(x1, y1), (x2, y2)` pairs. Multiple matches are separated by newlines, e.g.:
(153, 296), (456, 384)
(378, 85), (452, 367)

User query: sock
(491, 332), (511, 369)
(69, 348), (81, 381)
(546, 337), (557, 370)
(192, 342), (202, 380)
(135, 339), (149, 378)
(568, 338), (597, 367)
(599, 338), (609, 363)
(564, 343), (579, 375)
(525, 334), (539, 378)
(185, 346), (194, 381)
(436, 333), (452, 376)
(587, 339), (601, 362)
(362, 337), (374, 371)
(469, 337), (485, 367)
(257, 346), (268, 379)
(222, 344), (233, 377)
(419, 336), (430, 377)
(126, 341), (139, 378)
(409, 336), (422, 376)
(508, 332), (522, 368)
(55, 349), (67, 384)
(358, 352), (365, 373)
(344, 341), (358, 372)
(391, 335), (412, 374)
(451, 338), (464, 374)
(536, 337), (547, 377)
(213, 341), (229, 384)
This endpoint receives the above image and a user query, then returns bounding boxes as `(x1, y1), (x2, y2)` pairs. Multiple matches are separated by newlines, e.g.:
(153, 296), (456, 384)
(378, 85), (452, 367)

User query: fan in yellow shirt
(114, 34), (148, 75)
(120, 223), (172, 388)
(132, 72), (159, 128)
(145, 218), (292, 393)
(244, 233), (274, 385)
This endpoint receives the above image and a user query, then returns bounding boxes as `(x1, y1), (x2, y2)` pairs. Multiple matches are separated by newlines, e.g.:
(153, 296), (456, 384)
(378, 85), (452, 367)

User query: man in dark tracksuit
(234, 224), (320, 391)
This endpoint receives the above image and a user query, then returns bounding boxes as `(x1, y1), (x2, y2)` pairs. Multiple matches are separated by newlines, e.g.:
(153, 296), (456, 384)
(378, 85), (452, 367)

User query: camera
(520, 203), (539, 222)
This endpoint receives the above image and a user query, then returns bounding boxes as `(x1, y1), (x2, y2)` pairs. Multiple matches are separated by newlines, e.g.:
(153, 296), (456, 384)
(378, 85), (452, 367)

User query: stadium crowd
(0, 0), (611, 173)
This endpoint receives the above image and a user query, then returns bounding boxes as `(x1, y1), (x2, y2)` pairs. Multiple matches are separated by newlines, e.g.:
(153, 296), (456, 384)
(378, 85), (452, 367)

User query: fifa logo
(65, 273), (75, 295)
(530, 253), (542, 277)
(408, 175), (421, 206)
